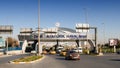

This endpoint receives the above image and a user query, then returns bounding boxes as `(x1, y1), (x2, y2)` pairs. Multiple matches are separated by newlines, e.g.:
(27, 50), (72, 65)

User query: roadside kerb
(9, 55), (45, 64)
(0, 55), (12, 58)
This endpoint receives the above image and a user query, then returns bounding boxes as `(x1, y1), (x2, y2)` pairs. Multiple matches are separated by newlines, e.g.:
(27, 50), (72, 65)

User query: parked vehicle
(56, 47), (64, 54)
(60, 50), (67, 56)
(116, 50), (120, 54)
(49, 51), (56, 55)
(42, 50), (48, 54)
(65, 50), (80, 60)
(72, 47), (83, 54)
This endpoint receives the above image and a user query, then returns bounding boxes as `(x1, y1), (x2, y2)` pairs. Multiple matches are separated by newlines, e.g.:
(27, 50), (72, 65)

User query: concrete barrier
(7, 50), (22, 55)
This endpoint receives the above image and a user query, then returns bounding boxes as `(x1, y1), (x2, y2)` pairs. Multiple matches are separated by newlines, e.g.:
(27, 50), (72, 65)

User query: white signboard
(109, 39), (118, 46)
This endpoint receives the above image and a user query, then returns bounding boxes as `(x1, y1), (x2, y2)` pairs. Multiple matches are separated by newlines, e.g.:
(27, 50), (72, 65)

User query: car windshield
(78, 48), (82, 50)
(69, 51), (76, 53)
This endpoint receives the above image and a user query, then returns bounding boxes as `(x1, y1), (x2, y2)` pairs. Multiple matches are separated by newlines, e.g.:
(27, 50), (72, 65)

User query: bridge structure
(18, 24), (98, 53)
(0, 25), (13, 54)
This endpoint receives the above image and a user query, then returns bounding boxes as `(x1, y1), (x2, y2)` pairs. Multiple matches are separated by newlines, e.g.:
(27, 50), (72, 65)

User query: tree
(117, 40), (120, 48)
(6, 37), (19, 47)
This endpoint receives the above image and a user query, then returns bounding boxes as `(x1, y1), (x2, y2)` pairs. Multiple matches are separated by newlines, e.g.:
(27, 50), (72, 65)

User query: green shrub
(102, 48), (116, 53)
(13, 55), (43, 62)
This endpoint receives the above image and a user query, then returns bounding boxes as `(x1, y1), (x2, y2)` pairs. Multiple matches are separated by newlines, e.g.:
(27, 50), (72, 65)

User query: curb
(9, 56), (45, 64)
(96, 54), (104, 56)
(96, 53), (104, 56)
(0, 55), (12, 58)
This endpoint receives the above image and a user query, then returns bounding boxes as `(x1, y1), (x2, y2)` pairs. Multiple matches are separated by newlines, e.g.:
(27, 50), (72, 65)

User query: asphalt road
(0, 54), (31, 64)
(0, 54), (120, 68)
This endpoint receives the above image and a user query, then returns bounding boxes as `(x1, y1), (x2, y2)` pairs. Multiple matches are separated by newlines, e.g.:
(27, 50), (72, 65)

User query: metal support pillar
(55, 40), (59, 51)
(75, 39), (79, 47)
(95, 27), (98, 53)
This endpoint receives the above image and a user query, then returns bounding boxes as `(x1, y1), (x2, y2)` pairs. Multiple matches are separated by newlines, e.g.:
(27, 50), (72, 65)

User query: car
(59, 50), (67, 56)
(49, 51), (56, 55)
(42, 50), (48, 54)
(56, 47), (64, 54)
(77, 47), (83, 53)
(72, 47), (83, 54)
(116, 50), (120, 54)
(65, 50), (80, 60)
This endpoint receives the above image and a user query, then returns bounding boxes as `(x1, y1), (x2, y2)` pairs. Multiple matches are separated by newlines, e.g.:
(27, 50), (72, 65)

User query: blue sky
(0, 0), (120, 43)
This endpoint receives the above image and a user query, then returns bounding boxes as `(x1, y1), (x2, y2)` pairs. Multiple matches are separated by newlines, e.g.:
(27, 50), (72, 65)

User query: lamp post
(101, 23), (105, 46)
(97, 23), (105, 56)
(84, 8), (89, 50)
(37, 0), (42, 55)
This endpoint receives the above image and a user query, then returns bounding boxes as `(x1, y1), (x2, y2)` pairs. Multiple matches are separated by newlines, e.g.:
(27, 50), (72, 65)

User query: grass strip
(13, 55), (43, 62)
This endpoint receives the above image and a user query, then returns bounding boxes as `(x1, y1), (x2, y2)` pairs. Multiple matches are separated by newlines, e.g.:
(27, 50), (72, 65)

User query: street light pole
(84, 8), (89, 49)
(38, 0), (41, 55)
(102, 23), (105, 46)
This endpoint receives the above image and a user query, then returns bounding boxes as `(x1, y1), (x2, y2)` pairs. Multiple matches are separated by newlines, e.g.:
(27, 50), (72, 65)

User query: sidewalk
(102, 53), (120, 56)
(0, 53), (12, 58)
(92, 53), (120, 57)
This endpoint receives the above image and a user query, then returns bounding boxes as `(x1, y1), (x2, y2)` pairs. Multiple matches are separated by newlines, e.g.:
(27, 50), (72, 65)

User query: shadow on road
(55, 57), (80, 62)
(109, 59), (120, 61)
(55, 57), (65, 60)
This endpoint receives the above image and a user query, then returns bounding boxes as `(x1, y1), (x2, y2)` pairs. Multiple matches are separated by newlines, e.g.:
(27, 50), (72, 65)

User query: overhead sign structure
(32, 34), (87, 40)
(0, 25), (13, 55)
(20, 28), (32, 32)
(76, 23), (90, 33)
(0, 25), (13, 34)
(42, 28), (58, 33)
(20, 28), (33, 35)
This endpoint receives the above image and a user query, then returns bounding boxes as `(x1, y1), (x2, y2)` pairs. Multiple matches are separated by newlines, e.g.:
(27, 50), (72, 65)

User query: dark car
(65, 50), (80, 60)
(116, 50), (120, 54)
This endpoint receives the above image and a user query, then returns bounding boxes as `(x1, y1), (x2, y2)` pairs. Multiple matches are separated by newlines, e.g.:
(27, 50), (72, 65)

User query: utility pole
(102, 23), (105, 46)
(84, 8), (88, 24)
(38, 0), (42, 55)
(84, 8), (89, 49)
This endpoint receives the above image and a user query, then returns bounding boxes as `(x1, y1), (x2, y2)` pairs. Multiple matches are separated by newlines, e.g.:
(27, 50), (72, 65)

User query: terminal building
(18, 23), (97, 52)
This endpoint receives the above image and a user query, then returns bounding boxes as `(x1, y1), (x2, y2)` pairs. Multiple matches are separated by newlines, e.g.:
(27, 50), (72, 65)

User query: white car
(73, 47), (83, 54)
(56, 47), (64, 53)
